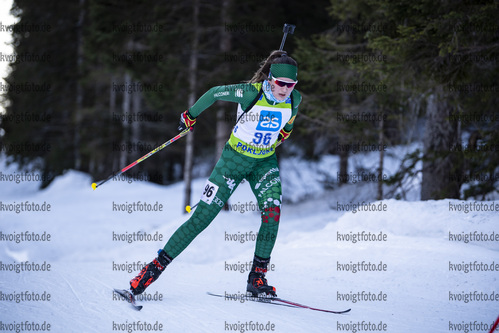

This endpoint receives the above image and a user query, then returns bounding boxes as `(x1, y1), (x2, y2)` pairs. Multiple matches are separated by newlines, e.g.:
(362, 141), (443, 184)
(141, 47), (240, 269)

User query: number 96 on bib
(200, 180), (219, 205)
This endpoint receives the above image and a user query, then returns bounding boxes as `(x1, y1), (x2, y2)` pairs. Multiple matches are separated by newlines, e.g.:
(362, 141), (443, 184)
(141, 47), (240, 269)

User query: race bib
(200, 180), (219, 205)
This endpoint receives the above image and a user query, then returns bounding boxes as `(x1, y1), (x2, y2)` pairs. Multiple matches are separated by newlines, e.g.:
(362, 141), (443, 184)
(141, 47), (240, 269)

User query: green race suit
(163, 82), (301, 259)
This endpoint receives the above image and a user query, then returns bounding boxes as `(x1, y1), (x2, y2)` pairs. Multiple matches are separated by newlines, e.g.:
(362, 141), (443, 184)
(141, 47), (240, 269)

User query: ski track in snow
(0, 158), (498, 332)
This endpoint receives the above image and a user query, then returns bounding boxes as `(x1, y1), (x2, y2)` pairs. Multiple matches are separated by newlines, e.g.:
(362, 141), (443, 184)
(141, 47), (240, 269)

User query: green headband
(270, 63), (298, 81)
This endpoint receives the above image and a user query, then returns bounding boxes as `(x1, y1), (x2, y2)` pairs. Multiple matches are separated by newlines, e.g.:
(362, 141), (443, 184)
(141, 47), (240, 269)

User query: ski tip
(185, 205), (191, 213)
(91, 182), (97, 190)
(113, 288), (127, 296)
(113, 288), (143, 311)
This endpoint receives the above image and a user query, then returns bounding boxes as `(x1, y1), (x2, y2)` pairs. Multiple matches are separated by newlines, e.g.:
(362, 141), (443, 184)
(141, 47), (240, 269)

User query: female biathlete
(128, 50), (301, 298)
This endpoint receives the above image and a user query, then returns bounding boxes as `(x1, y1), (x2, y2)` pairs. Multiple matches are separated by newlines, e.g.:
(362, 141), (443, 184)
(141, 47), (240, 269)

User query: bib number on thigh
(201, 180), (219, 205)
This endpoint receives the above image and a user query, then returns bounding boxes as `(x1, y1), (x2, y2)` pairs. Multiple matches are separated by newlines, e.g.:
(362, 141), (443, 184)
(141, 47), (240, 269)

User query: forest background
(1, 0), (497, 204)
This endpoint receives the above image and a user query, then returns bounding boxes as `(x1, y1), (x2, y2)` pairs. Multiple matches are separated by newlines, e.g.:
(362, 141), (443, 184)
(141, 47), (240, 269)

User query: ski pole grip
(279, 23), (296, 51)
(283, 23), (295, 35)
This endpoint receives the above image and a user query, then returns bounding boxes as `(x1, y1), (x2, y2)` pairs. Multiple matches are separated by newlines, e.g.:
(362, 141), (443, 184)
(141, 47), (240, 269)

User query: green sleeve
(283, 89), (302, 132)
(188, 83), (260, 118)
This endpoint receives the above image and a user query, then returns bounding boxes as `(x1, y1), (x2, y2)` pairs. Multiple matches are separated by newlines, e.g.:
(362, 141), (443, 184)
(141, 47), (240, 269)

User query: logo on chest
(256, 111), (282, 132)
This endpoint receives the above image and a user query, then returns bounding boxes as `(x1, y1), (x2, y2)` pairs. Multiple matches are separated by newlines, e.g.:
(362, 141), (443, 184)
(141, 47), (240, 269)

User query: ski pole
(92, 127), (192, 190)
(279, 23), (296, 51)
(185, 202), (198, 213)
(489, 315), (499, 333)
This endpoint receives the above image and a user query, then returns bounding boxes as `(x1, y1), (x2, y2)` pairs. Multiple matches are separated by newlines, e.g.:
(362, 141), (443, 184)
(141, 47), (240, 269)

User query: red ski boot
(129, 249), (172, 295)
(246, 255), (276, 297)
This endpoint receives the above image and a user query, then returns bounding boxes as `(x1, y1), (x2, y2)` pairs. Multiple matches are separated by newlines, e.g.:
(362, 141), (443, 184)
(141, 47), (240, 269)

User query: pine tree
(366, 0), (499, 199)
(293, 0), (400, 194)
(2, 0), (82, 187)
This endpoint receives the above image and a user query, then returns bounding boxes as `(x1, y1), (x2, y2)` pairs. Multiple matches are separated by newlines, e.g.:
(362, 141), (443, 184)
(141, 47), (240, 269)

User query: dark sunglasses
(272, 76), (297, 88)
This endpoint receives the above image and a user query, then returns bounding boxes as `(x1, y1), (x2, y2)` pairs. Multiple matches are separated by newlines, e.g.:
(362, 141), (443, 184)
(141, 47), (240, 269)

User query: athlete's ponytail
(248, 50), (298, 83)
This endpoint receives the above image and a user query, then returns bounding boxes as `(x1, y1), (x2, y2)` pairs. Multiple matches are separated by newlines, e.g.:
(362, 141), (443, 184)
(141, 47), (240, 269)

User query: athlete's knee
(188, 203), (217, 230)
(261, 206), (280, 224)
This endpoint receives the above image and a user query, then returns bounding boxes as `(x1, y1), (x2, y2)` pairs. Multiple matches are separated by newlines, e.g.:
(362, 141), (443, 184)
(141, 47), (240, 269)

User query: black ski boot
(129, 249), (172, 295)
(246, 255), (277, 297)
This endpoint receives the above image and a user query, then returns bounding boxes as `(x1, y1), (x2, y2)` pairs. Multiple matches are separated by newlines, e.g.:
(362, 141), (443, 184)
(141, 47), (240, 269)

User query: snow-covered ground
(1, 153), (498, 333)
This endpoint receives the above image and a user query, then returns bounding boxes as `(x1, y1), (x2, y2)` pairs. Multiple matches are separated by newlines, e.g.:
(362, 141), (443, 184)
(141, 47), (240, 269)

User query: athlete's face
(270, 76), (296, 101)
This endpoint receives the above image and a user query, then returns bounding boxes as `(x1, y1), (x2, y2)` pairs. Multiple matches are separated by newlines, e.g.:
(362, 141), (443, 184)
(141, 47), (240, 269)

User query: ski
(113, 288), (143, 311)
(271, 297), (351, 314)
(207, 292), (297, 309)
(207, 292), (351, 314)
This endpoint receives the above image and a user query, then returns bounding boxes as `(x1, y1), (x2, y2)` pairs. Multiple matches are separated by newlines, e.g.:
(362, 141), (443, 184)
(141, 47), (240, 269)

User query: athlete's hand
(278, 128), (292, 143)
(178, 110), (197, 131)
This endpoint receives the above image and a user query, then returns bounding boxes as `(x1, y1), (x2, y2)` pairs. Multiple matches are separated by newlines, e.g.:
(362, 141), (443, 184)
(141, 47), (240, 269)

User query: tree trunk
(215, 0), (231, 160)
(183, 0), (199, 213)
(377, 111), (384, 200)
(215, 0), (232, 211)
(338, 91), (349, 185)
(338, 150), (349, 185)
(120, 72), (131, 168)
(131, 83), (141, 164)
(74, 0), (85, 170)
(421, 85), (461, 200)
(110, 75), (117, 173)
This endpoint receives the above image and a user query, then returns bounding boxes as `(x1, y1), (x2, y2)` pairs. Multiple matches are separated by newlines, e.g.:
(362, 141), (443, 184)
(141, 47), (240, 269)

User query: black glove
(277, 128), (292, 143)
(178, 110), (197, 131)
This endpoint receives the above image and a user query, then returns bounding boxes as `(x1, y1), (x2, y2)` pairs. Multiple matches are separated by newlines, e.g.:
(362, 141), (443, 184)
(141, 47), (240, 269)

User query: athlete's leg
(248, 154), (282, 259)
(245, 154), (282, 296)
(163, 143), (250, 258)
(129, 144), (252, 295)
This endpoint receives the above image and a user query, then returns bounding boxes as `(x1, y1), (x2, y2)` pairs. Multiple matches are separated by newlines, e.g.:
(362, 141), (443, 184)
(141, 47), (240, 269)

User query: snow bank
(1, 156), (498, 332)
